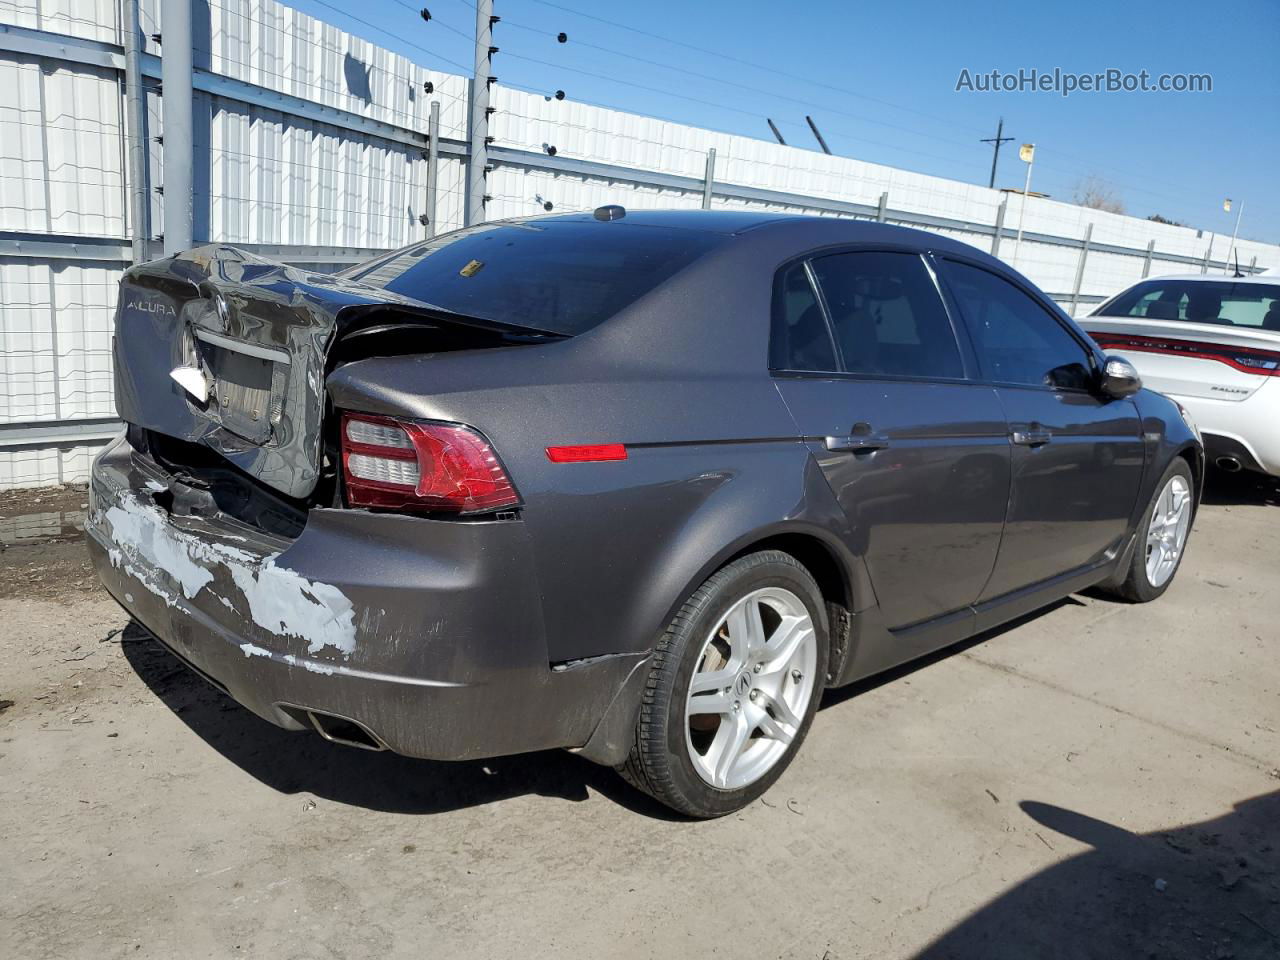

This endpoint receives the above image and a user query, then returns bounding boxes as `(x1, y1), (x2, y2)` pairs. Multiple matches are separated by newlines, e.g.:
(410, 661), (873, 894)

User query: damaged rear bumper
(86, 432), (647, 762)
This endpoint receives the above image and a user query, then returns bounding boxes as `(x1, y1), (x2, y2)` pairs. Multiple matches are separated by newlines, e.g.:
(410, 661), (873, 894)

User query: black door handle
(1011, 429), (1053, 446)
(825, 434), (891, 453)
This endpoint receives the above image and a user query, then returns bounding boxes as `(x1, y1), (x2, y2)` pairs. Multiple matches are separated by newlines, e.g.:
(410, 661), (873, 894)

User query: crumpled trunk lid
(112, 245), (432, 499)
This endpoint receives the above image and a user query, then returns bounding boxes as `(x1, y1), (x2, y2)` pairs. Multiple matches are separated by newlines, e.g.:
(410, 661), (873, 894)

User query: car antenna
(1233, 248), (1244, 278)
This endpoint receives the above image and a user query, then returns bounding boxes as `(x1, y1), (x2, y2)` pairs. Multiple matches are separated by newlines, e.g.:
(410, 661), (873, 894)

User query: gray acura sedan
(89, 209), (1202, 817)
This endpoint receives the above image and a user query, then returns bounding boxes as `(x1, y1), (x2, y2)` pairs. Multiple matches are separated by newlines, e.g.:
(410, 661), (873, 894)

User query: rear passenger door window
(808, 252), (965, 380)
(769, 261), (838, 372)
(937, 259), (1093, 390)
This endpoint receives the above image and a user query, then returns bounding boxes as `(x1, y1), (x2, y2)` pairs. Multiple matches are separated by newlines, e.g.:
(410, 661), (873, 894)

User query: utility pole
(981, 117), (1013, 189)
(766, 118), (786, 145)
(467, 0), (495, 226)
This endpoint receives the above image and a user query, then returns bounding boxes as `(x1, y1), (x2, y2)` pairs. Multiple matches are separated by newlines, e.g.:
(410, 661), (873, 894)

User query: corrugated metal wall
(1, 0), (1278, 488)
(0, 0), (128, 486)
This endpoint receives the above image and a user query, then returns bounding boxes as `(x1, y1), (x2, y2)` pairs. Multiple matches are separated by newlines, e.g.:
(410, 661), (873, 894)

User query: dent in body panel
(99, 491), (357, 657)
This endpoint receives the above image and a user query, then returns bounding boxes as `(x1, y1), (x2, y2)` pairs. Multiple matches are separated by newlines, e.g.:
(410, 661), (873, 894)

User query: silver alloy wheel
(1145, 474), (1192, 588)
(684, 587), (818, 790)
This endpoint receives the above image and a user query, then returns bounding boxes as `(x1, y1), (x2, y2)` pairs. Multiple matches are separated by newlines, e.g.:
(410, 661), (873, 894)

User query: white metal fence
(2, 0), (1278, 488)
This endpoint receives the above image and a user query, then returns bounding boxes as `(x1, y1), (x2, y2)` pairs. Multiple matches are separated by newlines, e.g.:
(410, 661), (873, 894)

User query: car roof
(513, 208), (985, 252)
(1137, 273), (1280, 286)
(521, 208), (803, 235)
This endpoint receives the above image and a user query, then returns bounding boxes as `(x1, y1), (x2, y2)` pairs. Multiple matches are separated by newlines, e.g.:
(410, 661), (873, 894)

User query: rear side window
(939, 259), (1093, 390)
(342, 219), (725, 336)
(808, 252), (965, 380)
(769, 262), (837, 371)
(1095, 278), (1280, 329)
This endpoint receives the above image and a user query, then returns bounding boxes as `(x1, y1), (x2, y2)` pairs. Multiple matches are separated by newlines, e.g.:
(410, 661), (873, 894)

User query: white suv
(1079, 273), (1280, 476)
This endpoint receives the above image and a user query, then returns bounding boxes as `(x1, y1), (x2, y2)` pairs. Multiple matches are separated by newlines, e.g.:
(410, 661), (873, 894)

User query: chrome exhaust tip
(1215, 456), (1243, 473)
(289, 707), (387, 751)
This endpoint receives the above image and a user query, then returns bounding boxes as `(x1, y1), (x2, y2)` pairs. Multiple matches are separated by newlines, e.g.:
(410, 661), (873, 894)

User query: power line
(388, 0), (473, 43)
(490, 16), (992, 157)
(506, 0), (1231, 208)
(305, 0), (474, 73)
(492, 52), (1196, 207)
(495, 80), (992, 183)
(516, 0), (992, 138)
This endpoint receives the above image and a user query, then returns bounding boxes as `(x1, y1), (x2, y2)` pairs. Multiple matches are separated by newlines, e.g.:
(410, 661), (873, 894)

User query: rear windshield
(341, 219), (725, 335)
(1094, 279), (1280, 329)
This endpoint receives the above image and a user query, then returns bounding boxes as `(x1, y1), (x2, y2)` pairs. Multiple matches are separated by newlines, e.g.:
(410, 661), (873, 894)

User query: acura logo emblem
(125, 298), (175, 317)
(735, 672), (753, 696)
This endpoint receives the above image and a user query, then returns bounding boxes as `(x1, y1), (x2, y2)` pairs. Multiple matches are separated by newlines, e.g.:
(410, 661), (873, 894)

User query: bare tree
(1073, 175), (1126, 215)
(1147, 213), (1185, 226)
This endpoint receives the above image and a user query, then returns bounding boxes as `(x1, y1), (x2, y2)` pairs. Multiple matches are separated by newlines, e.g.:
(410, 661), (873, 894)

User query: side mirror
(1099, 355), (1142, 399)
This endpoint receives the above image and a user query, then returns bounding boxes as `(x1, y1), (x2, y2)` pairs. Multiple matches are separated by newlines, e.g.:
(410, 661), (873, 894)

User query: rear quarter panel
(328, 355), (858, 662)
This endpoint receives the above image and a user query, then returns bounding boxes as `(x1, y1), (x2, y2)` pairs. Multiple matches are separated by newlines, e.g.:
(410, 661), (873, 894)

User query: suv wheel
(619, 550), (829, 818)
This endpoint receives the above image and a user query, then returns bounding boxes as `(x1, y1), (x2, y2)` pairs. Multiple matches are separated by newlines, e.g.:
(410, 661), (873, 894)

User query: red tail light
(1090, 332), (1280, 377)
(340, 412), (519, 514)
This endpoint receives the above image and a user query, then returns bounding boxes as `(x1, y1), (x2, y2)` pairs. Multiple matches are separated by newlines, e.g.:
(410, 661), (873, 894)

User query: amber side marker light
(545, 443), (628, 463)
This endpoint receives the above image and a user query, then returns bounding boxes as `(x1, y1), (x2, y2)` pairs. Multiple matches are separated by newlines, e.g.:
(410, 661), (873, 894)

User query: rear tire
(1105, 457), (1195, 603)
(618, 551), (829, 818)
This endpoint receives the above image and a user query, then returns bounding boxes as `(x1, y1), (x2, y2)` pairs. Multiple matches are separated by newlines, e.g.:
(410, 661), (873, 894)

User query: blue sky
(288, 0), (1280, 243)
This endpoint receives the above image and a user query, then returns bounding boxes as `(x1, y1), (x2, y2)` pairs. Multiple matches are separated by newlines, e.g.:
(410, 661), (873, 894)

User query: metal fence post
(701, 148), (716, 209)
(876, 192), (888, 223)
(1248, 255), (1257, 275)
(122, 0), (149, 263)
(1069, 223), (1093, 315)
(1201, 239), (1212, 274)
(160, 0), (193, 254)
(1142, 239), (1154, 278)
(424, 100), (440, 237)
(466, 0), (493, 226)
(991, 200), (1006, 257)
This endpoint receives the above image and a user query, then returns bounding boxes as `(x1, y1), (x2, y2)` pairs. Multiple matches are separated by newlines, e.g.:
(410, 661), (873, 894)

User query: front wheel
(618, 551), (829, 818)
(1107, 458), (1196, 602)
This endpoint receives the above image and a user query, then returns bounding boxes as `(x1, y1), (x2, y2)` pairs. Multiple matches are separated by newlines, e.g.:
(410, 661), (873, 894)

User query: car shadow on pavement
(911, 791), (1280, 960)
(819, 596), (1085, 711)
(1201, 467), (1280, 507)
(122, 598), (1084, 820)
(119, 623), (682, 819)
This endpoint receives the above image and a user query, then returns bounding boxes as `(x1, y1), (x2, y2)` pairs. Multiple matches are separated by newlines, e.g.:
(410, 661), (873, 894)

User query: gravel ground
(1, 472), (1278, 959)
